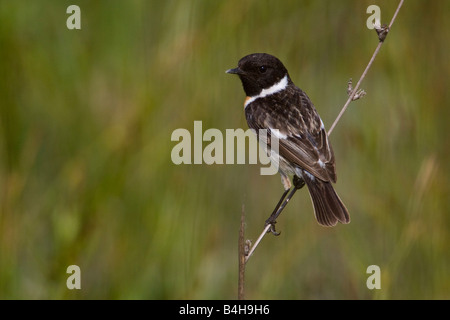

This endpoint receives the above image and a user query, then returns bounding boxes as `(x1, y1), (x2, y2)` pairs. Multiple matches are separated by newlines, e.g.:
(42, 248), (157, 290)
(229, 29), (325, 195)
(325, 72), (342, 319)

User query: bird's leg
(264, 173), (291, 235)
(265, 187), (296, 236)
(265, 188), (290, 229)
(265, 175), (305, 236)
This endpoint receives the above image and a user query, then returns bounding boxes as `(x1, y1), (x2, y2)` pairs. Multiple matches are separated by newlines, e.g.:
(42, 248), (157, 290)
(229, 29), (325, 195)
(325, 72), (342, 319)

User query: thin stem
(327, 41), (382, 136)
(328, 0), (404, 136)
(238, 204), (246, 299)
(245, 224), (271, 263)
(389, 0), (405, 30)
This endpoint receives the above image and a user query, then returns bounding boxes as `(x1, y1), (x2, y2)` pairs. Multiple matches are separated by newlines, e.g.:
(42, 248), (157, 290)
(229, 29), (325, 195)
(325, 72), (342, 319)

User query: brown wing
(245, 85), (337, 183)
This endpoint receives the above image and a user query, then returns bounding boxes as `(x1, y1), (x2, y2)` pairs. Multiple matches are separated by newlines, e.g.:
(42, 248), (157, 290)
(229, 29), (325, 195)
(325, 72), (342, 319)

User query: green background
(0, 0), (448, 299)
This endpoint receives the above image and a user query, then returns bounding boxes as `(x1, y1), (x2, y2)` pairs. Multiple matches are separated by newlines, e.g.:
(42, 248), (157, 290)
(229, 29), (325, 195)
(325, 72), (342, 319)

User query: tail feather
(302, 171), (350, 227)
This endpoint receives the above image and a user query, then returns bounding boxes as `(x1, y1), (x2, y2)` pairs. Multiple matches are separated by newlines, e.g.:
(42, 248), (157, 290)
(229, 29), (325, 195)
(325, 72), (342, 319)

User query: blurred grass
(0, 0), (449, 299)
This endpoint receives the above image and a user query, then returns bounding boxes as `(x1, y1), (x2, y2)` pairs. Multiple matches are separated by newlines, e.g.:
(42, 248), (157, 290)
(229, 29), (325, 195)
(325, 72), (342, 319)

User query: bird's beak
(226, 67), (243, 75)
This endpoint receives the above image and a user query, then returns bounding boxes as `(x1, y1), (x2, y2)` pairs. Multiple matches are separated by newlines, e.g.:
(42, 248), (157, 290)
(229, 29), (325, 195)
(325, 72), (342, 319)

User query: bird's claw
(265, 220), (281, 236)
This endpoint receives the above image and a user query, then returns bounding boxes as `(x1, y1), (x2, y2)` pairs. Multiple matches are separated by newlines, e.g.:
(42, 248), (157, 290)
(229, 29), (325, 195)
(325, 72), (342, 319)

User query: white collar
(244, 75), (288, 108)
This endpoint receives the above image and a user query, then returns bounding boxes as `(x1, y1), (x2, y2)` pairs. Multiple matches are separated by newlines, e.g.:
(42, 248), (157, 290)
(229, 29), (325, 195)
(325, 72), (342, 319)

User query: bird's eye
(259, 66), (267, 73)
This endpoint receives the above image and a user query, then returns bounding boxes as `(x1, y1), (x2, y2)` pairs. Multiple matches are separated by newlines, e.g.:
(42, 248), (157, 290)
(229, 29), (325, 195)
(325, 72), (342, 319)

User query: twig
(244, 0), (405, 264)
(238, 204), (246, 299)
(328, 0), (404, 135)
(327, 41), (380, 136)
(245, 224), (270, 263)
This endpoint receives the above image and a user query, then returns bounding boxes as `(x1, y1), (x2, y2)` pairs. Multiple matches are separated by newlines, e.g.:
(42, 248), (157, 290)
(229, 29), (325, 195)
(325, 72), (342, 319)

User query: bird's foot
(265, 218), (281, 236)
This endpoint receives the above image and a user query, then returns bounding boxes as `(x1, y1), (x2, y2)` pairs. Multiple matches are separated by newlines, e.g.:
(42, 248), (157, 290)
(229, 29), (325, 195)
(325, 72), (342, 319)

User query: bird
(226, 53), (350, 228)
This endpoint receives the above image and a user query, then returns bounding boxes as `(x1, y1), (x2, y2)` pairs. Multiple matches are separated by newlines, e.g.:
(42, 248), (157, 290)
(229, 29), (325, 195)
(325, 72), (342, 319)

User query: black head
(226, 53), (290, 97)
